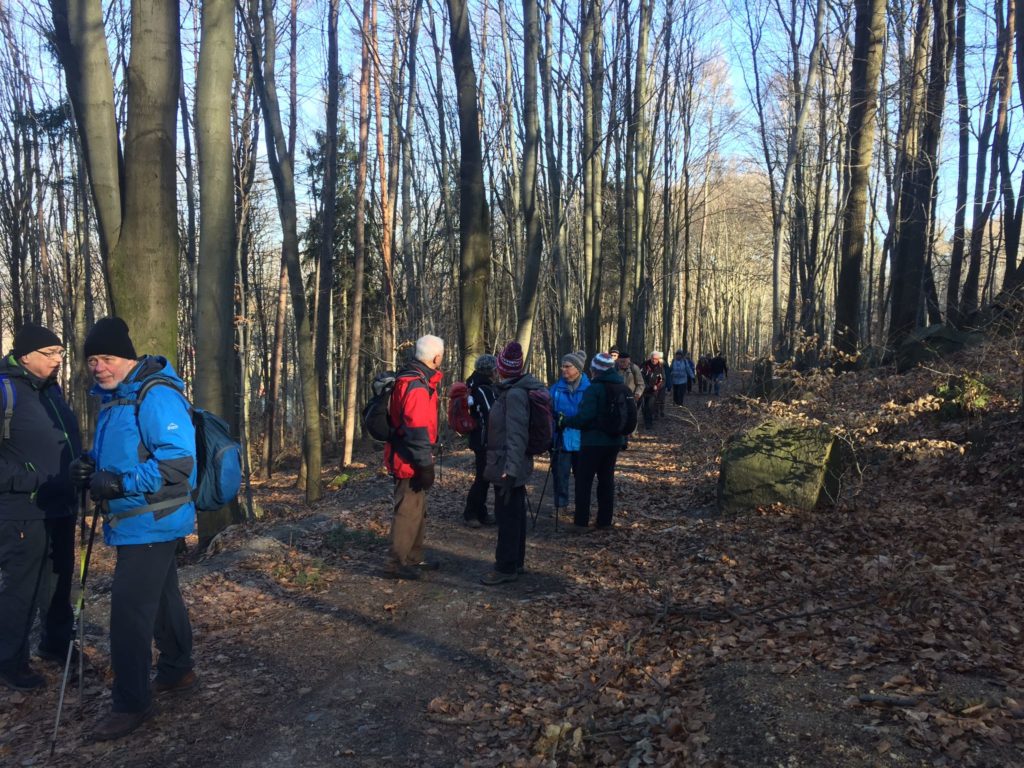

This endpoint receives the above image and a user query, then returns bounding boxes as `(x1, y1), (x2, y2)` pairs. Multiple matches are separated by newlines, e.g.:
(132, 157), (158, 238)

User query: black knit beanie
(12, 324), (63, 358)
(84, 317), (137, 360)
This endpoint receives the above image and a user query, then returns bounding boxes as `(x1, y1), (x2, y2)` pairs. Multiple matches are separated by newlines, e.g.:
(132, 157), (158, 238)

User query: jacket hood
(89, 355), (185, 399)
(498, 373), (544, 392)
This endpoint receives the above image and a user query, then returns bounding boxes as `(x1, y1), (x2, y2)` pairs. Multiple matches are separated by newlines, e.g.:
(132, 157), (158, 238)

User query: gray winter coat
(618, 362), (645, 400)
(484, 373), (545, 485)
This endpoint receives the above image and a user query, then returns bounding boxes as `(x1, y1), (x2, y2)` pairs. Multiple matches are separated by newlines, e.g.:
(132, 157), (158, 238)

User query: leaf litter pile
(2, 336), (1022, 767)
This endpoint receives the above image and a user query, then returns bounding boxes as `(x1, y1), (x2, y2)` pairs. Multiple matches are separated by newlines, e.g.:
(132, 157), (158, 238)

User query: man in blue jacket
(70, 317), (198, 740)
(0, 324), (82, 691)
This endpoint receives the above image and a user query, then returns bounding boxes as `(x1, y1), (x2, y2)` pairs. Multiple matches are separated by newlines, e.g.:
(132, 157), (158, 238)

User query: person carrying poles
(71, 317), (199, 740)
(548, 351), (589, 523)
(561, 353), (626, 531)
(0, 324), (83, 692)
(640, 351), (668, 427)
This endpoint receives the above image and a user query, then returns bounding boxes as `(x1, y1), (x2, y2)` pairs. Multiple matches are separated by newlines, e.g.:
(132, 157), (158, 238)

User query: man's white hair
(415, 334), (445, 363)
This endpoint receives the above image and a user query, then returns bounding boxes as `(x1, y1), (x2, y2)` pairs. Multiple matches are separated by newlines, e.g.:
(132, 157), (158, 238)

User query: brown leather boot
(91, 704), (156, 741)
(153, 669), (198, 695)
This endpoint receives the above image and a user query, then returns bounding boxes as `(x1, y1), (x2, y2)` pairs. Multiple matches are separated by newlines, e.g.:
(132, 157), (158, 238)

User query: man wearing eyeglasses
(0, 324), (82, 692)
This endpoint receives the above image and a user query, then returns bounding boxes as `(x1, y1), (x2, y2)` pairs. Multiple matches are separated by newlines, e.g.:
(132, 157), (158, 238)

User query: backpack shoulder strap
(0, 374), (14, 442)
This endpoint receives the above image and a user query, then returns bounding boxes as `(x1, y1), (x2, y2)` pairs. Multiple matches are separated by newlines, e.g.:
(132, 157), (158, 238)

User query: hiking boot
(90, 704), (156, 741)
(481, 516), (496, 526)
(0, 664), (45, 691)
(153, 669), (198, 695)
(36, 644), (88, 667)
(463, 518), (482, 529)
(412, 560), (440, 571)
(383, 564), (420, 581)
(480, 570), (518, 586)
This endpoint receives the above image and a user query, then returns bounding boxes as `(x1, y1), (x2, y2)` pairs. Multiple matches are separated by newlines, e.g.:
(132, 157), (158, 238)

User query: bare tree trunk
(834, 0), (887, 355)
(247, 0), (322, 501)
(195, 0), (241, 539)
(515, 0), (543, 355)
(447, 0), (491, 378)
(342, 0), (371, 468)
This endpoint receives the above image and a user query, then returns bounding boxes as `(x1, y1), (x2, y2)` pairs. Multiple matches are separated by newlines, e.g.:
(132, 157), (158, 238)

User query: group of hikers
(0, 320), (729, 743)
(1, 318), (198, 741)
(380, 336), (729, 588)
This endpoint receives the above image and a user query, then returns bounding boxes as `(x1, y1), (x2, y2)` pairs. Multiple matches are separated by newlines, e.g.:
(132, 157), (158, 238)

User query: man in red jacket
(383, 335), (444, 580)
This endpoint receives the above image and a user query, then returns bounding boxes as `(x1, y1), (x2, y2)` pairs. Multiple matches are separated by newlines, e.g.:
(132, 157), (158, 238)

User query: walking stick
(533, 458), (552, 531)
(50, 500), (100, 757)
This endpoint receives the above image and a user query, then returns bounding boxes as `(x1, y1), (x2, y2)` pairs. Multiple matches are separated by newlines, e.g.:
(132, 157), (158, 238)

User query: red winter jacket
(383, 360), (442, 479)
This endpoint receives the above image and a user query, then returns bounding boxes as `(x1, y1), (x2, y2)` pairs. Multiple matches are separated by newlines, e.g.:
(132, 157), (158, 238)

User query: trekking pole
(50, 502), (100, 758)
(76, 491), (87, 708)
(534, 460), (552, 531)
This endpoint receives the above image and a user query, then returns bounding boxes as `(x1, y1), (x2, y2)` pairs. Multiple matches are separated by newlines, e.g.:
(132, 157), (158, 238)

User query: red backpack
(447, 381), (478, 435)
(525, 388), (554, 456)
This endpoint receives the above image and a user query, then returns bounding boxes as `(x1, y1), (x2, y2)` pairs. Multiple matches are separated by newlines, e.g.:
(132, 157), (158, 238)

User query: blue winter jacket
(549, 373), (590, 452)
(89, 356), (197, 546)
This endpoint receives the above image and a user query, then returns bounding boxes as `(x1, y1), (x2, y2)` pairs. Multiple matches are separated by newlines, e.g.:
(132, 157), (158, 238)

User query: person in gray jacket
(480, 341), (546, 585)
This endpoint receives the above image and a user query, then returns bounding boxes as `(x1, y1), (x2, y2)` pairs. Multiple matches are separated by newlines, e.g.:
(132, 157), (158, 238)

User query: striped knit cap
(496, 341), (524, 377)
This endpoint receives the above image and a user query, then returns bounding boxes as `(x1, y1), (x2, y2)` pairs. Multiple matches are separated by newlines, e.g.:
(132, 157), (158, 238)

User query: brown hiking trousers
(389, 478), (427, 567)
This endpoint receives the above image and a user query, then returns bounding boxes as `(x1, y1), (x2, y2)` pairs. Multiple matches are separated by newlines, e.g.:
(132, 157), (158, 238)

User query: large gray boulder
(895, 324), (985, 372)
(717, 419), (850, 515)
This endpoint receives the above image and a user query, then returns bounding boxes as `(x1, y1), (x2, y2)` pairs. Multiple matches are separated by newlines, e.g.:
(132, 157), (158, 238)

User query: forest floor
(2, 335), (1024, 768)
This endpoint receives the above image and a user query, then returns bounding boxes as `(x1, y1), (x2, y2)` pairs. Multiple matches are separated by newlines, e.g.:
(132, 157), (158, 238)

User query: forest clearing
(2, 336), (1021, 768)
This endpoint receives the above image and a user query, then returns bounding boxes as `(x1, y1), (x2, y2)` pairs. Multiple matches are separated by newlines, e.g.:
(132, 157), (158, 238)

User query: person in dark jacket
(383, 334), (444, 579)
(709, 351), (729, 395)
(463, 354), (497, 528)
(480, 341), (546, 585)
(0, 324), (82, 691)
(640, 351), (668, 425)
(563, 353), (625, 531)
(71, 317), (198, 740)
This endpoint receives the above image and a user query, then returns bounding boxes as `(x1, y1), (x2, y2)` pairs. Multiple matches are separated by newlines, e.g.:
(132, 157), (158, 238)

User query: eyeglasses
(37, 348), (66, 360)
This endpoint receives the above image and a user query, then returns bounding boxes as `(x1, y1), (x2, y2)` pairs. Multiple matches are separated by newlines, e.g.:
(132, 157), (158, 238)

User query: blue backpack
(136, 379), (243, 512)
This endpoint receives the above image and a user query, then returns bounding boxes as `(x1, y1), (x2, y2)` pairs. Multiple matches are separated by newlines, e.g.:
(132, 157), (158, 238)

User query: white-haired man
(382, 335), (444, 579)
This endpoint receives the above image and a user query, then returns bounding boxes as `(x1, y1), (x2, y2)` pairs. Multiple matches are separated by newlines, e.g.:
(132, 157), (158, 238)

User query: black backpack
(362, 372), (398, 442)
(598, 382), (638, 437)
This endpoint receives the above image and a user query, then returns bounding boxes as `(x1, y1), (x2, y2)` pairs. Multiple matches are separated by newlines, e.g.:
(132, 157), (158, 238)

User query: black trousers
(493, 485), (526, 574)
(463, 448), (491, 523)
(574, 446), (620, 528)
(673, 383), (687, 405)
(110, 541), (193, 713)
(0, 517), (75, 671)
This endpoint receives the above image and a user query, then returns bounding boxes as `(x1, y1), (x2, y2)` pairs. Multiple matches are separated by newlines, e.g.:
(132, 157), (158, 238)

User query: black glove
(409, 464), (435, 492)
(89, 470), (124, 501)
(69, 456), (96, 488)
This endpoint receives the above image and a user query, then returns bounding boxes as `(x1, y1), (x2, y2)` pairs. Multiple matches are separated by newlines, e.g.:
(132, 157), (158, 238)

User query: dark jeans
(0, 517), (74, 670)
(37, 516), (75, 655)
(673, 383), (687, 405)
(110, 541), (193, 713)
(551, 449), (576, 508)
(574, 445), (619, 528)
(463, 448), (491, 523)
(0, 520), (47, 671)
(493, 485), (526, 574)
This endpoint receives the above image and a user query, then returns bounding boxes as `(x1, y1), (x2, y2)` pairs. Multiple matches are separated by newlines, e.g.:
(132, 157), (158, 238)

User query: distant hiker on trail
(0, 324), (82, 692)
(670, 350), (695, 406)
(685, 351), (696, 392)
(613, 350), (644, 449)
(480, 341), (546, 585)
(696, 355), (711, 394)
(710, 351), (729, 396)
(548, 351), (590, 522)
(463, 354), (497, 528)
(561, 353), (625, 531)
(383, 334), (445, 579)
(640, 351), (668, 427)
(73, 317), (197, 740)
